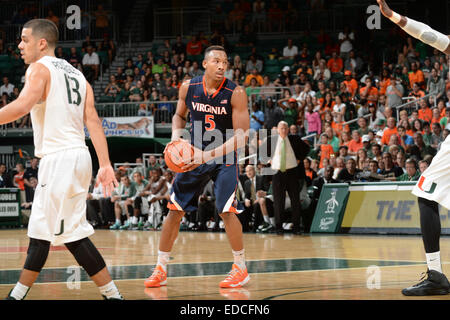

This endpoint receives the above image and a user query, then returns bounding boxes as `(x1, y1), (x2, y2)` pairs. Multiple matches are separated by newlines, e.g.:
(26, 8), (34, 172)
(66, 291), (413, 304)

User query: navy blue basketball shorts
(167, 162), (242, 214)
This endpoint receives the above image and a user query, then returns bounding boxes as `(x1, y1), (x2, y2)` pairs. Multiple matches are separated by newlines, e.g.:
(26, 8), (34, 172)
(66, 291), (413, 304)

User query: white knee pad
(403, 17), (450, 52)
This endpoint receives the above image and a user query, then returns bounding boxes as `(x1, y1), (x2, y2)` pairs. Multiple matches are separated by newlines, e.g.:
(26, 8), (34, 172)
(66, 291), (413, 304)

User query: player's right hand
(96, 165), (119, 198)
(164, 138), (190, 154)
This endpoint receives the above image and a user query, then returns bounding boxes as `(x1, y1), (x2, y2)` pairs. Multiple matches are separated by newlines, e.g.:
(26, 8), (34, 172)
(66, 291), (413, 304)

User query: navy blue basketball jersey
(185, 75), (237, 151)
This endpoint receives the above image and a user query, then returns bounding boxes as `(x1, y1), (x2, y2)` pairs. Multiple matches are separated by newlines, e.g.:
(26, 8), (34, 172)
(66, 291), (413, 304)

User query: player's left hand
(96, 165), (119, 197)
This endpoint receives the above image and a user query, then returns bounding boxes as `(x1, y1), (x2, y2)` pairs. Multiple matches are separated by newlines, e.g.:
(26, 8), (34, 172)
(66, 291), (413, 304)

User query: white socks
(263, 216), (275, 226)
(115, 219), (121, 225)
(157, 250), (171, 272)
(232, 249), (246, 270)
(9, 282), (29, 300)
(99, 281), (123, 300)
(10, 281), (122, 300)
(156, 249), (247, 274)
(426, 251), (442, 273)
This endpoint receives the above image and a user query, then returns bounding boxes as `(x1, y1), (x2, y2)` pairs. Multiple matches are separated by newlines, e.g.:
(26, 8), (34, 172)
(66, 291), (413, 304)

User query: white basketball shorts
(412, 136), (450, 209)
(27, 147), (94, 245)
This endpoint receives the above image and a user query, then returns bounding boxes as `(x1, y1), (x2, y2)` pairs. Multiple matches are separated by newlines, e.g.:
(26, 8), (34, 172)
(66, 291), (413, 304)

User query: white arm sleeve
(402, 17), (450, 52)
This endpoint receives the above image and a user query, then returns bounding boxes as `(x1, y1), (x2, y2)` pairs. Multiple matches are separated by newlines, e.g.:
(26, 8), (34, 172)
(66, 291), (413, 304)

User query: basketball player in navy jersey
(144, 46), (251, 288)
(379, 0), (450, 296)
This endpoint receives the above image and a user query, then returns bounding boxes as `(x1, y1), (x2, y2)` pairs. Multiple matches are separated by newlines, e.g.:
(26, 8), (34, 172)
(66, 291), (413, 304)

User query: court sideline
(0, 229), (448, 300)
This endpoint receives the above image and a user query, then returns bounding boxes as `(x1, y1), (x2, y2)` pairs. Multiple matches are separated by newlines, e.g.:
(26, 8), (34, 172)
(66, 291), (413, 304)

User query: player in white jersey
(378, 0), (450, 296)
(0, 19), (123, 300)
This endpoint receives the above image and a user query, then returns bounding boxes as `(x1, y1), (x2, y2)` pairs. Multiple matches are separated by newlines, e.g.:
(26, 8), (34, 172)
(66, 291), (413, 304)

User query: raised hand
(377, 0), (393, 18)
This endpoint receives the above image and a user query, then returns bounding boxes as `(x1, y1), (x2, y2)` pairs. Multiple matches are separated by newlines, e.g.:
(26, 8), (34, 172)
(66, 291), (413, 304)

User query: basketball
(164, 140), (195, 173)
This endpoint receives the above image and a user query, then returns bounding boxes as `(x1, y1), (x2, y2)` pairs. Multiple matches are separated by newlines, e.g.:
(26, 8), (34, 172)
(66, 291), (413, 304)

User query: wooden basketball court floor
(0, 229), (449, 300)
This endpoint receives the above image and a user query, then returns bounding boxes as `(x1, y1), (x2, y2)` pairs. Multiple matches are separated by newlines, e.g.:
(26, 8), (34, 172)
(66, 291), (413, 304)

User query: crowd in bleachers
(0, 3), (114, 128)
(0, 1), (114, 45)
(0, 32), (115, 128)
(3, 0), (450, 234)
(211, 0), (326, 33)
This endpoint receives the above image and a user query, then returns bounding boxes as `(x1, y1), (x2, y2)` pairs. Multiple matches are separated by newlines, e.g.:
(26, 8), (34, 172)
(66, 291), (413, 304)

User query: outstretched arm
(377, 0), (450, 54)
(84, 82), (118, 197)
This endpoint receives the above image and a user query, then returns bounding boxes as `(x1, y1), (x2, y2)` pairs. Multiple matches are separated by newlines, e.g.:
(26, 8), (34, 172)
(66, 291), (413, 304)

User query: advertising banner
(341, 182), (450, 234)
(84, 117), (154, 138)
(310, 183), (349, 233)
(0, 188), (21, 227)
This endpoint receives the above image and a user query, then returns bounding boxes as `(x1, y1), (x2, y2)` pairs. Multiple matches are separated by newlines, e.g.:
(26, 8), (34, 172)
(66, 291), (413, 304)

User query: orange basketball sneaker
(144, 265), (167, 288)
(219, 264), (250, 288)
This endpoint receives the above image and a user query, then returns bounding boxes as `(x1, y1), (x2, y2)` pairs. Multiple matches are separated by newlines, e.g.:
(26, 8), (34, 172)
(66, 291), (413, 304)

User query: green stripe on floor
(0, 258), (424, 285)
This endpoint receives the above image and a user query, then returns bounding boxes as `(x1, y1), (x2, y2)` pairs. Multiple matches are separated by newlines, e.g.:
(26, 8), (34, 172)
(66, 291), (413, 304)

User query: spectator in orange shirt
(327, 51), (343, 74)
(13, 162), (25, 191)
(46, 9), (59, 27)
(323, 111), (333, 128)
(244, 68), (264, 87)
(316, 133), (335, 168)
(94, 4), (109, 31)
(317, 28), (331, 47)
(408, 62), (425, 89)
(343, 70), (358, 99)
(408, 84), (425, 102)
(348, 130), (364, 156)
(239, 0), (252, 14)
(359, 77), (379, 104)
(331, 113), (350, 138)
(186, 35), (203, 56)
(340, 131), (352, 148)
(378, 68), (391, 96)
(431, 107), (442, 125)
(381, 117), (398, 146)
(197, 31), (210, 48)
(267, 1), (283, 32)
(437, 99), (446, 118)
(304, 158), (318, 184)
(418, 99), (433, 123)
(325, 42), (340, 58)
(229, 2), (245, 32)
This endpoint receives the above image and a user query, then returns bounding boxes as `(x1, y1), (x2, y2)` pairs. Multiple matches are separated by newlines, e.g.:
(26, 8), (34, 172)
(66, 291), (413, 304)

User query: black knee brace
(127, 205), (134, 215)
(65, 238), (106, 277)
(24, 238), (50, 272)
(418, 197), (441, 253)
(134, 196), (142, 207)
